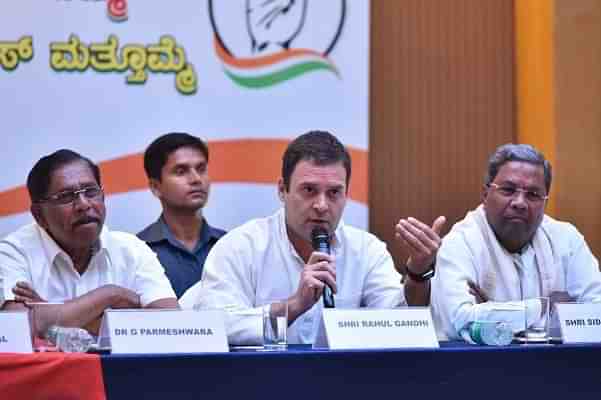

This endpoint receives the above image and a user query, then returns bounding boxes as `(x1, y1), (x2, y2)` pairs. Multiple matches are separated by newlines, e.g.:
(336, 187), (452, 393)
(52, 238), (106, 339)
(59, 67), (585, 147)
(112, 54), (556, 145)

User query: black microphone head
(310, 226), (335, 308)
(311, 226), (330, 253)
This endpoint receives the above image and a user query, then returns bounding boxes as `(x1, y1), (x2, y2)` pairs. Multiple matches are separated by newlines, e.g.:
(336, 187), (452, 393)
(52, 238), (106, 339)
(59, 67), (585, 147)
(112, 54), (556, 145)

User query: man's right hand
(54, 285), (140, 334)
(287, 251), (336, 324)
(106, 285), (141, 309)
(468, 281), (489, 304)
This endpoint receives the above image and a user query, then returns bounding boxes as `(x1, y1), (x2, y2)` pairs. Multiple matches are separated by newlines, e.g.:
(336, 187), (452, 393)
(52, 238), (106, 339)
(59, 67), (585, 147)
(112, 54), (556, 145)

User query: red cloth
(0, 352), (106, 400)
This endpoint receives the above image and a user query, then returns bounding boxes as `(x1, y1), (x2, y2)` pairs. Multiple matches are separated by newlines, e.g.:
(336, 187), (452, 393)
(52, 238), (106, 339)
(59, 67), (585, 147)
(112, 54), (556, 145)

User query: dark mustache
(73, 216), (101, 226)
(506, 214), (527, 220)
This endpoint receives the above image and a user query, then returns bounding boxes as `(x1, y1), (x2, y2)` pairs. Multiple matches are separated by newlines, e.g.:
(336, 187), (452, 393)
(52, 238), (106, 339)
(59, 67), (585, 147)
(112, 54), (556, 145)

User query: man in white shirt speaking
(181, 130), (445, 345)
(0, 149), (178, 337)
(432, 143), (601, 341)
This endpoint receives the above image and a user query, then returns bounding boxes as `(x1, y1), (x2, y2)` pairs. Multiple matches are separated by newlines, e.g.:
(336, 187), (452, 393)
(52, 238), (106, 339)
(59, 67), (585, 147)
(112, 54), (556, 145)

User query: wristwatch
(405, 263), (435, 282)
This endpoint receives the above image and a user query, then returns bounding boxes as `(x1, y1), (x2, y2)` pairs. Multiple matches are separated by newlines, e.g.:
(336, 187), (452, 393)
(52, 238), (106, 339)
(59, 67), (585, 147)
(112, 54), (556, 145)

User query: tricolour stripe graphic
(214, 37), (339, 88)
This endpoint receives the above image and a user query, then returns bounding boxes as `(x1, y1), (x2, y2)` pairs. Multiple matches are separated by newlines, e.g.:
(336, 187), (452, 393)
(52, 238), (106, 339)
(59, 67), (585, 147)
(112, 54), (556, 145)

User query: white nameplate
(0, 312), (33, 353)
(556, 303), (601, 343)
(100, 309), (229, 354)
(313, 308), (439, 349)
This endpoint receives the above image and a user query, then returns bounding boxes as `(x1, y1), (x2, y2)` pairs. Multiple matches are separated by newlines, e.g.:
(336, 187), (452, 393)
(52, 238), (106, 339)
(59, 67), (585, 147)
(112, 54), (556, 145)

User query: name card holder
(99, 309), (229, 354)
(313, 307), (439, 350)
(0, 311), (33, 353)
(556, 303), (601, 344)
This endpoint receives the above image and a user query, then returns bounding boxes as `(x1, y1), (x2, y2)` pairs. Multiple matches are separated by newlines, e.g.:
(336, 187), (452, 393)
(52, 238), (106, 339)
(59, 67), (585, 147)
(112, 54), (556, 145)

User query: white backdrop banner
(0, 0), (369, 236)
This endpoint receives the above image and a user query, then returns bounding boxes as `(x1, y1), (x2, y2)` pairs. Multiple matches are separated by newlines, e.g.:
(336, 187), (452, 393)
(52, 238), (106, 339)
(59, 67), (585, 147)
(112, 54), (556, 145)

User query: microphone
(311, 226), (335, 308)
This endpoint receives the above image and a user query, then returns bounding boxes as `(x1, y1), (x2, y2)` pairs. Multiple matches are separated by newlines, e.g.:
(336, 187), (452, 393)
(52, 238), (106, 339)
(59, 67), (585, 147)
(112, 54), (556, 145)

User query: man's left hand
(395, 216), (446, 274)
(12, 281), (46, 303)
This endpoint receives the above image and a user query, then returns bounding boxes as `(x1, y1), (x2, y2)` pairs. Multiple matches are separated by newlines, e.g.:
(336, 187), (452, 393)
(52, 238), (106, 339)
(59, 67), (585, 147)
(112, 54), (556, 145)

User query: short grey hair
(485, 143), (552, 193)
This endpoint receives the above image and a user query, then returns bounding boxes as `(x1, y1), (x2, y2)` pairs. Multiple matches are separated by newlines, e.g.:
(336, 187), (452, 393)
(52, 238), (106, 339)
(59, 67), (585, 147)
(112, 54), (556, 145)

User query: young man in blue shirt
(138, 133), (225, 298)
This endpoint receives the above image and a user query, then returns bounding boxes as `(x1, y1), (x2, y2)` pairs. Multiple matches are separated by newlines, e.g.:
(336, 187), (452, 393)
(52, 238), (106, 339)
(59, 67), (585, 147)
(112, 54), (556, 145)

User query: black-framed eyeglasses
(37, 186), (104, 205)
(487, 183), (548, 203)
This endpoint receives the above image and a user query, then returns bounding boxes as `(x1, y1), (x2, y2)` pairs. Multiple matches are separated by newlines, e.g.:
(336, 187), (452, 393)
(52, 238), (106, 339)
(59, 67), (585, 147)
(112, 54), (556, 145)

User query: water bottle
(45, 326), (95, 353)
(469, 321), (513, 346)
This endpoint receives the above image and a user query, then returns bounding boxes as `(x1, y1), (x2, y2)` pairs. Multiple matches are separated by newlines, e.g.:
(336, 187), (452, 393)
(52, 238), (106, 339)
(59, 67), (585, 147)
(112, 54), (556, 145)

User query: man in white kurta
(432, 144), (601, 341)
(181, 131), (444, 345)
(1, 149), (178, 335)
(432, 205), (601, 340)
(181, 208), (405, 344)
(1, 223), (176, 307)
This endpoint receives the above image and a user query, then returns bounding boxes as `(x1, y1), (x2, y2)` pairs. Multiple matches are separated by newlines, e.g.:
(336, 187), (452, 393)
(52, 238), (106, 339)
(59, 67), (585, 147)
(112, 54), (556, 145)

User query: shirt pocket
(333, 294), (362, 309)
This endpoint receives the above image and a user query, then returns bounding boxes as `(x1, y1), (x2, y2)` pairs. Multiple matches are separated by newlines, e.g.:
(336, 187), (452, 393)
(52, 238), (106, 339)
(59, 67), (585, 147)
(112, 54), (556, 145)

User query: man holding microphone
(181, 130), (445, 344)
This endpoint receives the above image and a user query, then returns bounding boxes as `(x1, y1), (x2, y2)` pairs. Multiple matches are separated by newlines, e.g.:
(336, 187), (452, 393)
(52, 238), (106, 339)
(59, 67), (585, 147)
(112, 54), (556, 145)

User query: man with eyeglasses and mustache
(432, 143), (601, 341)
(0, 149), (178, 337)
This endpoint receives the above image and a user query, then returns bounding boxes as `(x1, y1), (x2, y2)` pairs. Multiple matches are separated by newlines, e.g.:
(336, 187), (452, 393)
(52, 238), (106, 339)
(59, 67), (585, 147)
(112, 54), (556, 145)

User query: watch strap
(406, 263), (435, 282)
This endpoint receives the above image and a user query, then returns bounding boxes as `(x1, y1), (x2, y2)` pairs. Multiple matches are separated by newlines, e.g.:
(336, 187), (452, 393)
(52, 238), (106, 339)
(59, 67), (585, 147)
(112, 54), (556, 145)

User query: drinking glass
(262, 300), (288, 350)
(523, 297), (550, 344)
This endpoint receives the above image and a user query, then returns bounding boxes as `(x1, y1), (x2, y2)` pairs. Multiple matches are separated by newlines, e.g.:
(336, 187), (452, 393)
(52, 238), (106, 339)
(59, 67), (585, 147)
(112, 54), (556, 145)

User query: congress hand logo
(210, 0), (346, 89)
(246, 0), (307, 54)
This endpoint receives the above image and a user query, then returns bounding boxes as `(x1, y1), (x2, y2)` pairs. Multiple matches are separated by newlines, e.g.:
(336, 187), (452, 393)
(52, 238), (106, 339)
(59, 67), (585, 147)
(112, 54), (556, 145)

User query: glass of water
(262, 300), (288, 350)
(523, 297), (550, 344)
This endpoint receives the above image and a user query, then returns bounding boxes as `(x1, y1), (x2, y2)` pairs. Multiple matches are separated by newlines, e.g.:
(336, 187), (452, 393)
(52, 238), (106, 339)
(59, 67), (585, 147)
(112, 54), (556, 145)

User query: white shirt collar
(36, 223), (108, 269)
(276, 208), (344, 260)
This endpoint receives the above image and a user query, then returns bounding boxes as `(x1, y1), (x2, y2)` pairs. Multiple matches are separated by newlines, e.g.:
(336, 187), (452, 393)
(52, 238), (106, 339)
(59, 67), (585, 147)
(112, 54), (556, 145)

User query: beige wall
(370, 0), (515, 268)
(554, 0), (601, 258)
(516, 0), (601, 258)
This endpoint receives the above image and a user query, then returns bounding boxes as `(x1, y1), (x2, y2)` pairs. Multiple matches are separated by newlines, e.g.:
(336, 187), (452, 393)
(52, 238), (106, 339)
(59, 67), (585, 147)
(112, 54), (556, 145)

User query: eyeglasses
(487, 183), (548, 203)
(37, 186), (104, 205)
